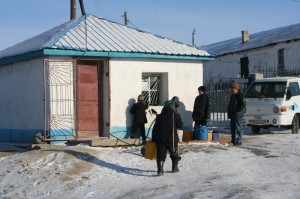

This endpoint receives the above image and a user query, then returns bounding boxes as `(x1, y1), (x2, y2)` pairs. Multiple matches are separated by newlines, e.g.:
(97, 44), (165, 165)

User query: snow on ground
(0, 127), (300, 199)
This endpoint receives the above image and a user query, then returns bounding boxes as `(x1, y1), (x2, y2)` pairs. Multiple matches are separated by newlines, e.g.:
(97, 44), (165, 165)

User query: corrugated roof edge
(0, 48), (215, 67)
(0, 19), (77, 60)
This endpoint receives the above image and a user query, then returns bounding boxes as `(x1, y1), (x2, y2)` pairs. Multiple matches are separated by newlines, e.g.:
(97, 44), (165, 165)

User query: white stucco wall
(109, 58), (204, 136)
(203, 40), (300, 83)
(0, 58), (44, 142)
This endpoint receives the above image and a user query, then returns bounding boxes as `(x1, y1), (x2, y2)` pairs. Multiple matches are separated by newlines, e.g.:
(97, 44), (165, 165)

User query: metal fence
(205, 78), (248, 127)
(258, 67), (300, 78)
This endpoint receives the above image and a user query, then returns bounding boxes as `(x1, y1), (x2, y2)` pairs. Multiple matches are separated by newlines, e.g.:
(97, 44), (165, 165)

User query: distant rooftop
(201, 22), (300, 56)
(0, 14), (213, 65)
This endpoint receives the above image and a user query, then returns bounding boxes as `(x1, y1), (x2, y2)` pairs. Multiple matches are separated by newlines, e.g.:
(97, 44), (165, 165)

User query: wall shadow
(124, 98), (136, 138)
(177, 102), (193, 131)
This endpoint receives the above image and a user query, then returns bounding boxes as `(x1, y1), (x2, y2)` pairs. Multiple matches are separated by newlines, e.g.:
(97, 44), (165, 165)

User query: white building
(0, 15), (214, 144)
(201, 23), (300, 85)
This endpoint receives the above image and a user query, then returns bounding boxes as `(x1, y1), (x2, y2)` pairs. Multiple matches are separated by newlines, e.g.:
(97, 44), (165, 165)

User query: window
(142, 73), (166, 106)
(288, 82), (300, 97)
(240, 57), (249, 79)
(278, 49), (285, 71)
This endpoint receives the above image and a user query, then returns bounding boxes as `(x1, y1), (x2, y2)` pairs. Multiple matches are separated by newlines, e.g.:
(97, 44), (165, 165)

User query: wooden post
(124, 12), (128, 25)
(70, 0), (77, 20)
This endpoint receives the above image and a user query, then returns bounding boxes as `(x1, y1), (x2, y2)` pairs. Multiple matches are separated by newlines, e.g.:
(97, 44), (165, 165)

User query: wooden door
(77, 60), (103, 138)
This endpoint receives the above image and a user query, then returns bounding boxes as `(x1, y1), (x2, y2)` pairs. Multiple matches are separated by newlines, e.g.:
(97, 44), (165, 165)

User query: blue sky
(1, 0), (300, 50)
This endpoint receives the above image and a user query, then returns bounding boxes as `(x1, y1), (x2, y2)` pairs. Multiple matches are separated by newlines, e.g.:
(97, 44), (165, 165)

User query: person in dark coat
(152, 96), (183, 176)
(192, 86), (211, 138)
(228, 82), (246, 146)
(130, 95), (148, 143)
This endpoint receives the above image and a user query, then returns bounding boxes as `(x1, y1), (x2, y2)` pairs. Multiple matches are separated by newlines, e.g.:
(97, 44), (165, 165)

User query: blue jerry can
(194, 125), (208, 141)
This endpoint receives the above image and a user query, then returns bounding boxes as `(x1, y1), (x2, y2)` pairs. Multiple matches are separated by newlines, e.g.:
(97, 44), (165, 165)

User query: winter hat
(164, 100), (176, 111)
(198, 86), (206, 92)
(231, 82), (239, 90)
(171, 96), (180, 108)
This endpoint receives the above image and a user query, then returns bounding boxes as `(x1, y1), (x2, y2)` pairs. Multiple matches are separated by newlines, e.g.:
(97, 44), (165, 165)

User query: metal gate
(44, 60), (76, 141)
(205, 78), (248, 127)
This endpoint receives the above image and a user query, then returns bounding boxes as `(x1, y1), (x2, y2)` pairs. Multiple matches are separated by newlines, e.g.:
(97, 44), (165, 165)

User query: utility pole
(124, 11), (128, 25)
(192, 29), (196, 46)
(70, 0), (76, 20)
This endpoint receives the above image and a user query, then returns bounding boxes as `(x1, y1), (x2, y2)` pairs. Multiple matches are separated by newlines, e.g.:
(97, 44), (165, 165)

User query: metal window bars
(44, 60), (76, 141)
(142, 75), (161, 105)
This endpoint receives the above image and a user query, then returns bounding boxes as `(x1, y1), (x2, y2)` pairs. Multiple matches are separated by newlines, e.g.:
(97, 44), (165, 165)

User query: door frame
(76, 59), (104, 138)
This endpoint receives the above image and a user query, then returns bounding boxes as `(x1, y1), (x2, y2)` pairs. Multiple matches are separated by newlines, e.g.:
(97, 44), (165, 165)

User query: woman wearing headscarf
(130, 95), (148, 143)
(152, 96), (183, 176)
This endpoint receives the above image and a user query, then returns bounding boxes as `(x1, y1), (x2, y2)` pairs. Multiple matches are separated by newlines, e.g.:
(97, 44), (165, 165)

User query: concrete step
(68, 138), (141, 147)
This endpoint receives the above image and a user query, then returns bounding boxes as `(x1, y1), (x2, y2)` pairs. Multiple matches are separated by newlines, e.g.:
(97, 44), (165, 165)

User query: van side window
(288, 82), (300, 96)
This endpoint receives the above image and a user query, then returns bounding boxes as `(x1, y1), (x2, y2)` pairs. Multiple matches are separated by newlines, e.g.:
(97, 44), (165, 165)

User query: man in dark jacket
(152, 96), (183, 176)
(130, 95), (148, 143)
(192, 86), (211, 126)
(228, 82), (245, 146)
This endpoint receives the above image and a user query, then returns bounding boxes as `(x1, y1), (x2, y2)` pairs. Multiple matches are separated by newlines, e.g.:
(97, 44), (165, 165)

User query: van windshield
(245, 81), (286, 98)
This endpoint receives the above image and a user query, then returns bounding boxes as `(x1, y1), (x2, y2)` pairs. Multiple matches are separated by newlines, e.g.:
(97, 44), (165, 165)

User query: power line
(93, 0), (109, 18)
(128, 20), (139, 30)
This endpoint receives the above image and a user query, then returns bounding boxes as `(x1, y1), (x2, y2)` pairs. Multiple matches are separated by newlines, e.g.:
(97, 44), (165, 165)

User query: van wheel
(291, 115), (299, 134)
(252, 126), (260, 134)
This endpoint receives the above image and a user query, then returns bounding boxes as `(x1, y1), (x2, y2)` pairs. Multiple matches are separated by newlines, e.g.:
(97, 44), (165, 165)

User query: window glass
(245, 81), (286, 98)
(288, 82), (300, 96)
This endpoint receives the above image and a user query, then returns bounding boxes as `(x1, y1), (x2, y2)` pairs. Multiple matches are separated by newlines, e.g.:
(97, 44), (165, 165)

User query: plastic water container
(177, 130), (183, 142)
(144, 141), (157, 160)
(208, 131), (213, 141)
(194, 125), (208, 140)
(212, 131), (219, 142)
(183, 131), (193, 142)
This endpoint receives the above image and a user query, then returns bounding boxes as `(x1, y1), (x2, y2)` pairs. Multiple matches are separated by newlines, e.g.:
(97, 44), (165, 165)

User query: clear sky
(1, 0), (300, 51)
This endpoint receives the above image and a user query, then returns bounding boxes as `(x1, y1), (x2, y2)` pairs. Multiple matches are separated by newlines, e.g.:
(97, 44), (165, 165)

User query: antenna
(192, 29), (196, 46)
(123, 11), (129, 25)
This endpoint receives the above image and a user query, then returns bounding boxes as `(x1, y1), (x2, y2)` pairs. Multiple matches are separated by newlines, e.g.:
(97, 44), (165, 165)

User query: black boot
(157, 160), (164, 176)
(172, 156), (181, 173)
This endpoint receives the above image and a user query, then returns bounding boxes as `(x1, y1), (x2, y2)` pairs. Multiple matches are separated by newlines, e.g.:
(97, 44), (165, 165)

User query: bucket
(178, 130), (183, 142)
(208, 131), (213, 141)
(195, 125), (208, 141)
(144, 141), (157, 160)
(212, 131), (219, 142)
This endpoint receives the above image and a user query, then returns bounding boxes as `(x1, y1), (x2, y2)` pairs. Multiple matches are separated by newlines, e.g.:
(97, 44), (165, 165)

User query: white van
(243, 77), (300, 134)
